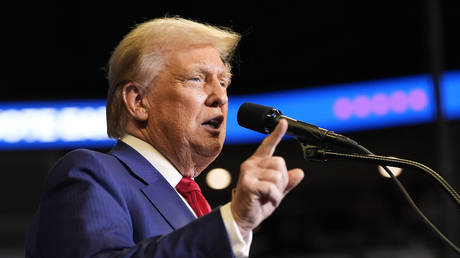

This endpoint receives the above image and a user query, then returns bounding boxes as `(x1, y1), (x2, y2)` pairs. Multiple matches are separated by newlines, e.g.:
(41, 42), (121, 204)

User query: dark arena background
(1, 1), (460, 257)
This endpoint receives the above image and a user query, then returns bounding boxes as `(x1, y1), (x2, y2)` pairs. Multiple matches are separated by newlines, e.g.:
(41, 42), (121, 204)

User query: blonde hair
(106, 17), (241, 138)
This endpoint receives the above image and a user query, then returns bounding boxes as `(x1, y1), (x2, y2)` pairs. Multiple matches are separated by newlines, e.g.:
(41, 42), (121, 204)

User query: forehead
(164, 44), (231, 75)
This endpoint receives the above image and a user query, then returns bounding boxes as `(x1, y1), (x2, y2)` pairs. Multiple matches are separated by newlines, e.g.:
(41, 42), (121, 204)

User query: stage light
(378, 163), (403, 178)
(206, 168), (232, 190)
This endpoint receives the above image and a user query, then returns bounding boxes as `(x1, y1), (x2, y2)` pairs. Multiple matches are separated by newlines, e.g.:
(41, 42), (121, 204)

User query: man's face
(143, 44), (230, 175)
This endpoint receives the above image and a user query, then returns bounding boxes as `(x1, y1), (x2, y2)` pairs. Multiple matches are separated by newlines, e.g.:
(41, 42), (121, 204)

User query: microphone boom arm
(300, 142), (460, 254)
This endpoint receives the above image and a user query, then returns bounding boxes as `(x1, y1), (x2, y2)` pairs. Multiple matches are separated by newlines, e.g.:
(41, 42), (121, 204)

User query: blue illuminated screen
(0, 71), (459, 149)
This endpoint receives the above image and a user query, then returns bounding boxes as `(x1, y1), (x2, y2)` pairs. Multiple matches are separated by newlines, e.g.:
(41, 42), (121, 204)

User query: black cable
(310, 145), (460, 254)
(320, 147), (460, 207)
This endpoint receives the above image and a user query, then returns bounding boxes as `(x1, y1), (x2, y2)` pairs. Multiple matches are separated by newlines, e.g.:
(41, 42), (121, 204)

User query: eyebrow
(190, 64), (232, 80)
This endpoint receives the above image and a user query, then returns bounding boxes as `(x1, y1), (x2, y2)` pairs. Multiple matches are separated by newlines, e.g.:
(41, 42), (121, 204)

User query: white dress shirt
(122, 135), (251, 257)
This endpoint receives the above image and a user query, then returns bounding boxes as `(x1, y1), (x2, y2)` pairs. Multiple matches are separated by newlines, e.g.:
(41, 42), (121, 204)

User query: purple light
(371, 93), (390, 115)
(408, 89), (427, 111)
(390, 91), (408, 113)
(332, 89), (429, 121)
(353, 95), (372, 118)
(333, 98), (353, 120)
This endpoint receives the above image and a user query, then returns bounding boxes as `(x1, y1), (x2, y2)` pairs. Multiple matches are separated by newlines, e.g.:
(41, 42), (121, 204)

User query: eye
(220, 79), (230, 88)
(189, 76), (203, 82)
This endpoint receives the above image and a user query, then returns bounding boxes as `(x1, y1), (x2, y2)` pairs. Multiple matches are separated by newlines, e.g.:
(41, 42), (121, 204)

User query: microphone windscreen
(237, 102), (279, 134)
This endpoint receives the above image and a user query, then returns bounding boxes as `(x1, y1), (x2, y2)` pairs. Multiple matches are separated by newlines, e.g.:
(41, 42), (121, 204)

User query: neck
(125, 127), (213, 178)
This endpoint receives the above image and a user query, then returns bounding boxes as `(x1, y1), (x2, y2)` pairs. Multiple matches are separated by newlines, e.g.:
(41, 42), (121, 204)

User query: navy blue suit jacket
(26, 141), (234, 258)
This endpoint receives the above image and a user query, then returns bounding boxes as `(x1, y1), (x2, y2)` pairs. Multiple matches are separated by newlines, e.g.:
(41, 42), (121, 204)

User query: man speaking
(26, 17), (304, 257)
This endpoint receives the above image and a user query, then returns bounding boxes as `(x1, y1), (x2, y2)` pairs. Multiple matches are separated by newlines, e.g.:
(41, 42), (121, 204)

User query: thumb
(284, 168), (304, 194)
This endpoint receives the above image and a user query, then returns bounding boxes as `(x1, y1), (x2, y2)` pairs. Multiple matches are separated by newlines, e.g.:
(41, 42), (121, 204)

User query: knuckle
(240, 162), (248, 171)
(271, 156), (286, 169)
(272, 156), (285, 164)
(271, 170), (283, 181)
(260, 183), (272, 196)
(240, 160), (253, 171)
(240, 175), (252, 186)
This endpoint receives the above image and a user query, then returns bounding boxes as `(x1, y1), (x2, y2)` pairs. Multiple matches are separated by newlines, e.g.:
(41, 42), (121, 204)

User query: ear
(122, 82), (149, 122)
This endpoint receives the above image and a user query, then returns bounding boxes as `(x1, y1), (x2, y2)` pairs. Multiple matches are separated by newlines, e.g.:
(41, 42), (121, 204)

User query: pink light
(408, 89), (427, 111)
(390, 91), (408, 113)
(332, 89), (428, 121)
(371, 93), (390, 115)
(353, 95), (372, 118)
(333, 98), (353, 120)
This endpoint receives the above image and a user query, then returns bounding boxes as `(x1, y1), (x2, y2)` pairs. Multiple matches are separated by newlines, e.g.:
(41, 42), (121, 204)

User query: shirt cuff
(220, 202), (252, 258)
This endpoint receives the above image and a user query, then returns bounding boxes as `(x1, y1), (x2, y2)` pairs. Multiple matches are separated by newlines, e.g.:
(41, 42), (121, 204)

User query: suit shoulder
(47, 148), (120, 181)
(58, 148), (114, 165)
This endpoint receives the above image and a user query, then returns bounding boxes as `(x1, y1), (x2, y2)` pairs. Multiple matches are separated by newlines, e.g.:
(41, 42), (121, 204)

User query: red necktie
(175, 177), (211, 217)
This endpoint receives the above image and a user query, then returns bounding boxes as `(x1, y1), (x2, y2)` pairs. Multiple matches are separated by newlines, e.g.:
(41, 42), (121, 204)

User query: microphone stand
(299, 143), (460, 254)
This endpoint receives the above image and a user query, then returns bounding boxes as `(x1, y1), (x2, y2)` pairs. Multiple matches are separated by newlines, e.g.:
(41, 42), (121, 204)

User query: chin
(201, 144), (223, 158)
(193, 141), (223, 159)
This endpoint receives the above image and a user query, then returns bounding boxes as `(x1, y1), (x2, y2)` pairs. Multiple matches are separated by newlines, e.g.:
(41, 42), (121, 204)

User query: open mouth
(202, 116), (224, 129)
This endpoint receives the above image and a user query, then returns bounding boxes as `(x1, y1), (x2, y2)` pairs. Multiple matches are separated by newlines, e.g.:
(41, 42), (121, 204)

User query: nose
(205, 78), (228, 107)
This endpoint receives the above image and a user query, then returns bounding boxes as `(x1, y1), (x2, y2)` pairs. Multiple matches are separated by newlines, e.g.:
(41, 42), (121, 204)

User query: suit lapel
(109, 141), (195, 230)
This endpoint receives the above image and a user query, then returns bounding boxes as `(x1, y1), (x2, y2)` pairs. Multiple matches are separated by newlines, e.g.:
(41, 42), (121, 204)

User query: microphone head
(237, 102), (282, 134)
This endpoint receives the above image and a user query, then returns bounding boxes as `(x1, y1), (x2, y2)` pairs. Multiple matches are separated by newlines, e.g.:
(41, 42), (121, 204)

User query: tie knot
(176, 177), (201, 194)
(175, 177), (211, 217)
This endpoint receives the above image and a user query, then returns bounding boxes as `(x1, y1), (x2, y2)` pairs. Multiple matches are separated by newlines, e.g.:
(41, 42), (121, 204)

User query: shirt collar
(121, 135), (183, 188)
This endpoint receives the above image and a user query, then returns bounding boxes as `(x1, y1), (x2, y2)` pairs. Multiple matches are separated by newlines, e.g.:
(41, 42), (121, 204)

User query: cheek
(178, 96), (207, 122)
(150, 88), (208, 132)
(148, 102), (186, 131)
(167, 103), (200, 135)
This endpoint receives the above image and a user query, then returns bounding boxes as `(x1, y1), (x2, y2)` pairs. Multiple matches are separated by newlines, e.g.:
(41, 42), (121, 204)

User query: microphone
(237, 102), (358, 148)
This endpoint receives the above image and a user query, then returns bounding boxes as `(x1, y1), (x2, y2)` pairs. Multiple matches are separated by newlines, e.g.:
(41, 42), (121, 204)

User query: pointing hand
(231, 119), (305, 240)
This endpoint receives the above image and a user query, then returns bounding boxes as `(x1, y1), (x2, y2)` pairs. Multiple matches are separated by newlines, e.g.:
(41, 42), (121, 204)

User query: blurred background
(1, 1), (459, 257)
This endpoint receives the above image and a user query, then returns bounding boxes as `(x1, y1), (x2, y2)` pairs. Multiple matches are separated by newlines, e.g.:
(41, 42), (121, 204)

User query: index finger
(253, 119), (288, 158)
